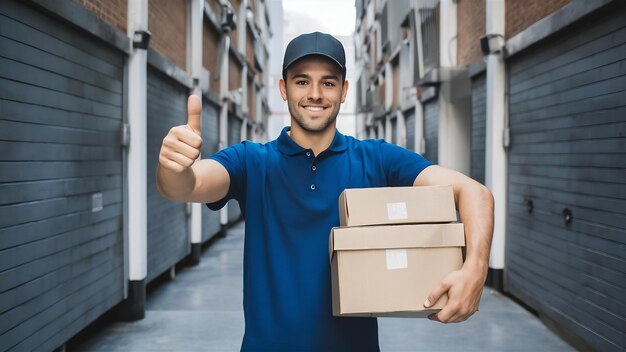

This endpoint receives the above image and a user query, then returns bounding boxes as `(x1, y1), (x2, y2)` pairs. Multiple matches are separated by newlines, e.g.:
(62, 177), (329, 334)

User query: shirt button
(306, 151), (311, 157)
(310, 184), (316, 191)
(312, 165), (317, 171)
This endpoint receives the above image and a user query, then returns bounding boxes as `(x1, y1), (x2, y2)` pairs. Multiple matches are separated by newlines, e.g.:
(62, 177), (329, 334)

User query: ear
(340, 80), (349, 103)
(279, 79), (287, 101)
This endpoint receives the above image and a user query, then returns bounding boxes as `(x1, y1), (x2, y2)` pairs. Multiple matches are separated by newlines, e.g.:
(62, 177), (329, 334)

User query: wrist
(462, 259), (488, 280)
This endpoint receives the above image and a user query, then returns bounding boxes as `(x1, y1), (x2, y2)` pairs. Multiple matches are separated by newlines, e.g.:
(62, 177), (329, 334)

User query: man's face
(279, 56), (348, 134)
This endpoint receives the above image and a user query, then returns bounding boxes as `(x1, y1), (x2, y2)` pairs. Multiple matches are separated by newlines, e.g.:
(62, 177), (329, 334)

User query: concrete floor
(74, 222), (575, 352)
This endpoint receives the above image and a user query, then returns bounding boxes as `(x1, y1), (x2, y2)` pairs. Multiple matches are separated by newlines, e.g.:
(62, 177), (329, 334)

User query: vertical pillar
(240, 0), (249, 125)
(384, 114), (392, 142)
(188, 0), (204, 264)
(437, 0), (471, 176)
(411, 1), (425, 155)
(484, 0), (507, 291)
(124, 0), (148, 321)
(219, 32), (231, 227)
(414, 100), (425, 153)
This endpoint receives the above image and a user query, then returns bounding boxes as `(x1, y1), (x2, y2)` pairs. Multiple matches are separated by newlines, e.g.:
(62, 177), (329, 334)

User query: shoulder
(345, 136), (394, 155)
(223, 139), (270, 154)
(345, 135), (385, 150)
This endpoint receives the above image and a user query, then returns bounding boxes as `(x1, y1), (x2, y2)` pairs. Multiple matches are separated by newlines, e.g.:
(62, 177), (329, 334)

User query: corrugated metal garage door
(423, 99), (439, 164)
(505, 5), (626, 350)
(146, 67), (189, 282)
(227, 113), (242, 223)
(471, 73), (486, 184)
(201, 98), (221, 241)
(0, 1), (124, 350)
(405, 109), (415, 152)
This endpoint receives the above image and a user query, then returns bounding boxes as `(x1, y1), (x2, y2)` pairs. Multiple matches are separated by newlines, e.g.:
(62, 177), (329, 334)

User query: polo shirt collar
(277, 126), (348, 156)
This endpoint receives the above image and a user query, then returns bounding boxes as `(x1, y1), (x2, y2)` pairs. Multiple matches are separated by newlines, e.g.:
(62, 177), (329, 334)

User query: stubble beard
(288, 101), (339, 134)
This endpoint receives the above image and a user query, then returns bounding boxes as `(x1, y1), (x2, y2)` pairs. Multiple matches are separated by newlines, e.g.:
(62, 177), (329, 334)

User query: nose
(307, 83), (322, 102)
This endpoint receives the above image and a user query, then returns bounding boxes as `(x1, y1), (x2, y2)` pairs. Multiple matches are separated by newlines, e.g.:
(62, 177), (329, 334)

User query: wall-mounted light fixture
(132, 30), (152, 49)
(221, 5), (237, 33)
(480, 33), (505, 55)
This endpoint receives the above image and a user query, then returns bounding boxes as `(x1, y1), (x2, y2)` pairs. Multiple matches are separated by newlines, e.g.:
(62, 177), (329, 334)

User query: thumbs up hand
(159, 95), (203, 173)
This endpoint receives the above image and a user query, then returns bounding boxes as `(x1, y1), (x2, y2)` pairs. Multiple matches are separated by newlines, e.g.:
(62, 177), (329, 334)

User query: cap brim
(283, 52), (345, 74)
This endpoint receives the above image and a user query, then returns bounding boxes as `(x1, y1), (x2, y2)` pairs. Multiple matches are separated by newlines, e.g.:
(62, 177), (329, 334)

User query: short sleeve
(380, 140), (433, 186)
(206, 143), (247, 210)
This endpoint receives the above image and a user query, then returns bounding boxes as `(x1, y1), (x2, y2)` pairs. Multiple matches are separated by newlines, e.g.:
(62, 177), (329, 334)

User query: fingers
(159, 126), (202, 173)
(162, 149), (197, 168)
(163, 136), (201, 160)
(424, 281), (449, 310)
(158, 95), (203, 173)
(424, 278), (474, 324)
(187, 95), (202, 134)
(425, 268), (484, 324)
(426, 286), (478, 324)
(429, 303), (475, 324)
(159, 141), (198, 172)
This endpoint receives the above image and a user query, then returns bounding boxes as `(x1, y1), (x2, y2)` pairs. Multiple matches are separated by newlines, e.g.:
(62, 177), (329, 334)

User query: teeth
(304, 106), (325, 111)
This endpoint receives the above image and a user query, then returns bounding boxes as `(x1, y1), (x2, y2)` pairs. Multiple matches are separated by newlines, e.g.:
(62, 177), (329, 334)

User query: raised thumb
(187, 95), (202, 134)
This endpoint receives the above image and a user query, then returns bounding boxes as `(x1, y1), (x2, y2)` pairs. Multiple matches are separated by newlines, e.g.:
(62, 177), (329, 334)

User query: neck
(288, 123), (336, 156)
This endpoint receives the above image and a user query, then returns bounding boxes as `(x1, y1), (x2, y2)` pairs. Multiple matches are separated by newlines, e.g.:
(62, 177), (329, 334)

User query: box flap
(331, 223), (465, 252)
(338, 185), (457, 227)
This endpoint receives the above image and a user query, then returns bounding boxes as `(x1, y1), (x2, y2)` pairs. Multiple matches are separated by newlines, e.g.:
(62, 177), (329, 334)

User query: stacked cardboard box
(329, 185), (465, 317)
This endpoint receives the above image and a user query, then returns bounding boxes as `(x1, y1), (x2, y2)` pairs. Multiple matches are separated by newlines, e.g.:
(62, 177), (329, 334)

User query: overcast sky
(268, 0), (357, 138)
(282, 0), (356, 41)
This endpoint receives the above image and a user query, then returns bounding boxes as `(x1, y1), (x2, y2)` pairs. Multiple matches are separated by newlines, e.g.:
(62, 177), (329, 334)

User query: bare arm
(156, 95), (230, 204)
(414, 165), (494, 323)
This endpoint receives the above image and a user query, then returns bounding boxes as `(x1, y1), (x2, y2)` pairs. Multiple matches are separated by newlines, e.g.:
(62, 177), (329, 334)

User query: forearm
(457, 182), (494, 277)
(156, 163), (197, 201)
(416, 166), (494, 322)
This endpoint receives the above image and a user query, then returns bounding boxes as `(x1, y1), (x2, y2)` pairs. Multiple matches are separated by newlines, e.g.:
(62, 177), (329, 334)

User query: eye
(322, 81), (336, 87)
(295, 80), (308, 86)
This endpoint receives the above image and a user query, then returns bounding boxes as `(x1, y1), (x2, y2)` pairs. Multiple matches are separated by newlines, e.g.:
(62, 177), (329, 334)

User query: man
(157, 32), (494, 351)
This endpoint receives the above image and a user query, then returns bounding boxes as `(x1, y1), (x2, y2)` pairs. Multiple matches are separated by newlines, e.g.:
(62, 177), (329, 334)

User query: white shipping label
(386, 249), (408, 270)
(386, 202), (408, 220)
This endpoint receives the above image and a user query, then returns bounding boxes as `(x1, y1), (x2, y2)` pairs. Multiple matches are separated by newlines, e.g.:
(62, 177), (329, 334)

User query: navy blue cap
(282, 32), (346, 77)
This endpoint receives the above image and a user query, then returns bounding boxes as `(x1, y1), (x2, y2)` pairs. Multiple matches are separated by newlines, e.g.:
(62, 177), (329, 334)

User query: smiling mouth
(303, 106), (327, 112)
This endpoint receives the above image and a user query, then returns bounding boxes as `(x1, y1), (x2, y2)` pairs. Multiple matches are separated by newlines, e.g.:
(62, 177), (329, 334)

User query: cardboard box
(338, 186), (457, 227)
(329, 223), (465, 317)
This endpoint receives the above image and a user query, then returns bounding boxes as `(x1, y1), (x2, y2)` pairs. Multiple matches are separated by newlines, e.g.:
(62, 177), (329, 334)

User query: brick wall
(229, 0), (240, 53)
(203, 22), (221, 95)
(149, 0), (188, 71)
(74, 0), (126, 33)
(207, 0), (222, 19)
(506, 0), (570, 39)
(229, 53), (242, 93)
(457, 0), (485, 66)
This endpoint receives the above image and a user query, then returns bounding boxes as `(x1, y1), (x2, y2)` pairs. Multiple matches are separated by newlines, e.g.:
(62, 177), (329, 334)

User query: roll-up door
(228, 113), (243, 146)
(146, 67), (189, 282)
(227, 113), (243, 222)
(505, 5), (626, 350)
(470, 73), (486, 184)
(201, 98), (221, 241)
(423, 99), (439, 164)
(405, 109), (415, 152)
(0, 1), (124, 350)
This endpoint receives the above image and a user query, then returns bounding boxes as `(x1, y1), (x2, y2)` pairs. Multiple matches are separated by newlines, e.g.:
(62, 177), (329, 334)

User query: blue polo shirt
(208, 127), (432, 351)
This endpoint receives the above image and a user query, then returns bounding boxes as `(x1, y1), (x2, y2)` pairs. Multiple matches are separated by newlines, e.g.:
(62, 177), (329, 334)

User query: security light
(132, 30), (151, 49)
(480, 34), (505, 55)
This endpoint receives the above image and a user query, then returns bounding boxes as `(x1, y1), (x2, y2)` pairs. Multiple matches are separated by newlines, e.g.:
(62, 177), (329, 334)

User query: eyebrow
(290, 73), (340, 81)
